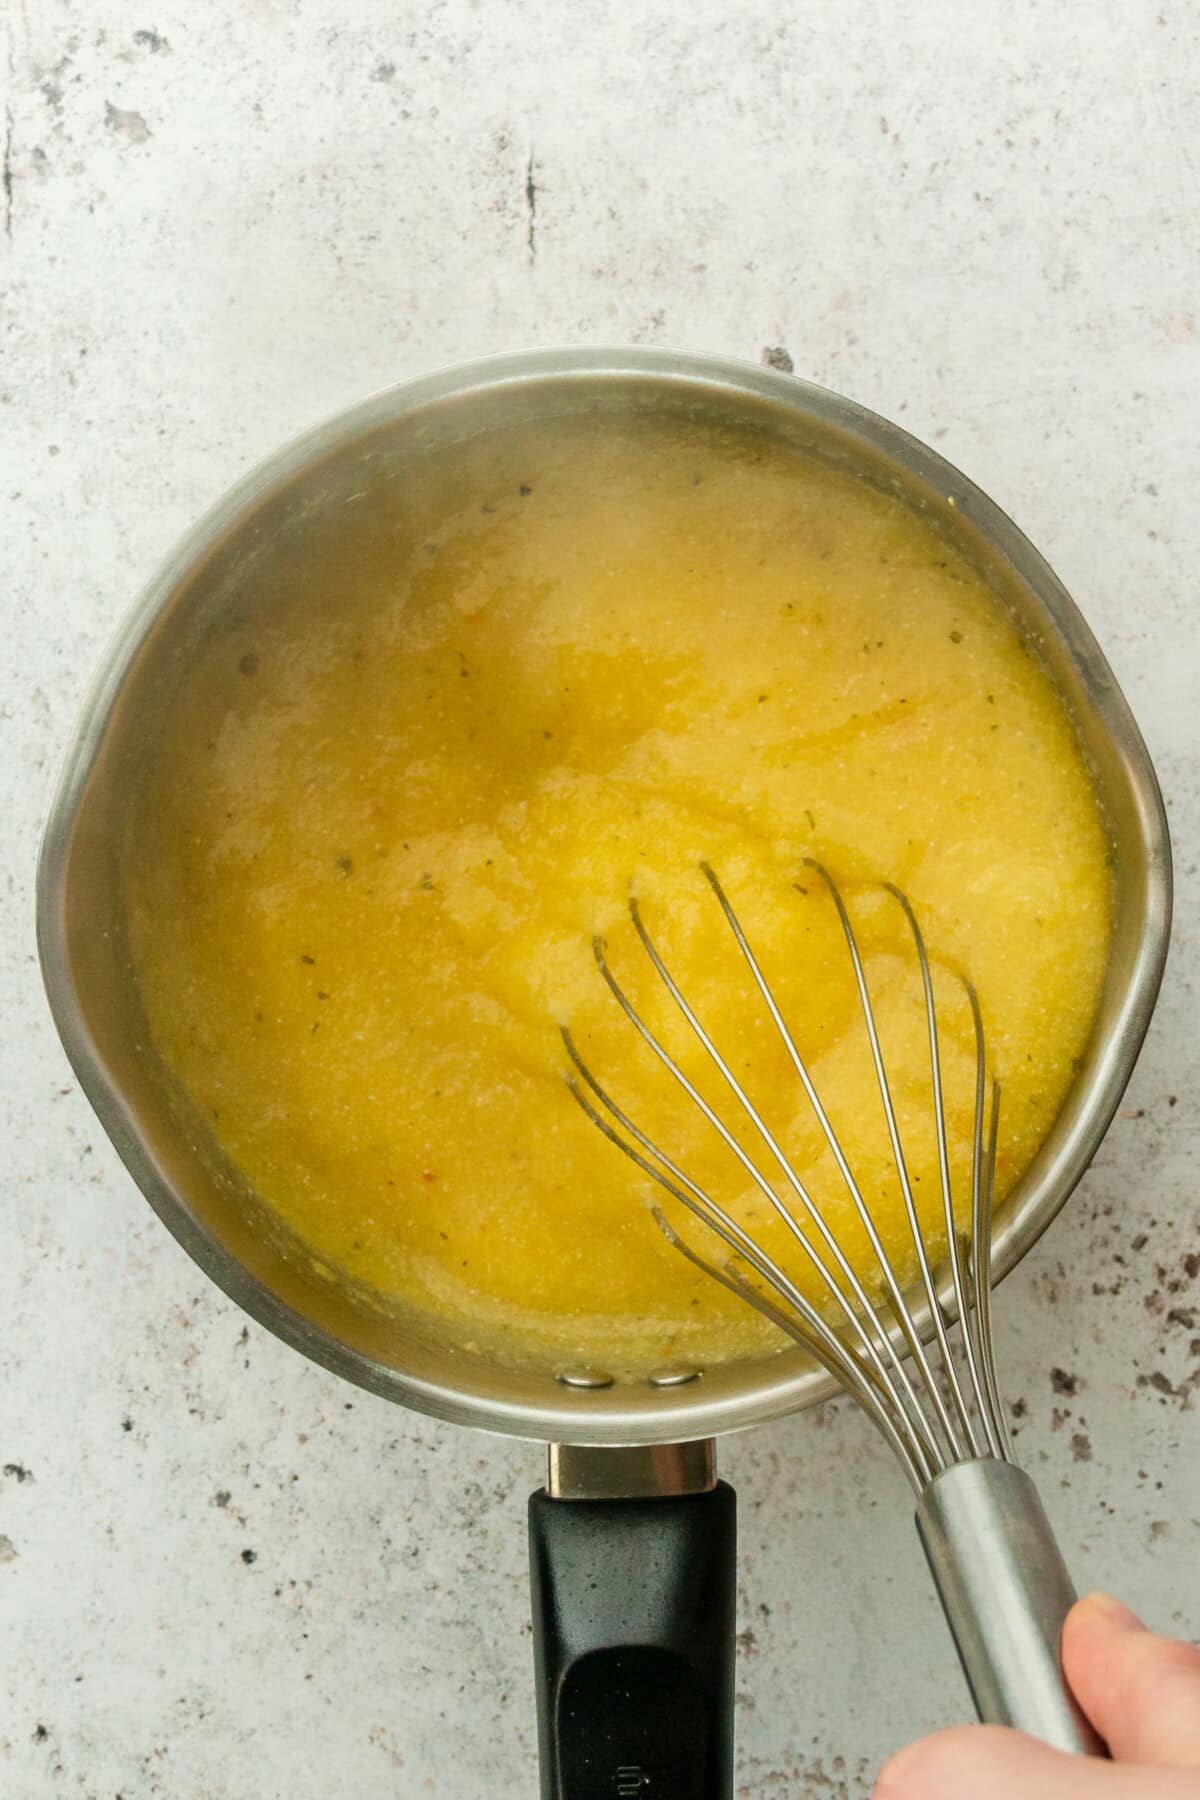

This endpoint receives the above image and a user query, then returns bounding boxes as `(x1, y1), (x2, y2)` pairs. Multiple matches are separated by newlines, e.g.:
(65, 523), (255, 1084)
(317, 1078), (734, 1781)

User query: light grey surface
(2, 1), (1197, 1795)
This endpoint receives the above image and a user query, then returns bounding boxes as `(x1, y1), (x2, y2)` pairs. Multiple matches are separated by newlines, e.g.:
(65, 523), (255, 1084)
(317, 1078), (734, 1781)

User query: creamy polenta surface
(125, 413), (1110, 1375)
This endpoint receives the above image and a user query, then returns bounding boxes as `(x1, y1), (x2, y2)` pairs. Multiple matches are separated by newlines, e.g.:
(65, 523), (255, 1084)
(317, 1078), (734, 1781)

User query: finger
(874, 1727), (1063, 1800)
(873, 1723), (1200, 1800)
(1064, 1593), (1200, 1767)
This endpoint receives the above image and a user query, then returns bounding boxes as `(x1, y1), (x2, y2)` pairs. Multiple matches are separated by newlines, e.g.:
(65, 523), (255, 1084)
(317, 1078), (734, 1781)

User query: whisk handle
(916, 1457), (1104, 1755)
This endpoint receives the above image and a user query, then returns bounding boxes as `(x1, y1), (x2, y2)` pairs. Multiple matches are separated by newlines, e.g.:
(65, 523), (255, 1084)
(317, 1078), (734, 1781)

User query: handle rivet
(648, 1365), (701, 1387)
(555, 1369), (615, 1389)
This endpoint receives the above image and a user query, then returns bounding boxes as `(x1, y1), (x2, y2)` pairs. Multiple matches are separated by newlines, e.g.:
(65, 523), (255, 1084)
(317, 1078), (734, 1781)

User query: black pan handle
(529, 1471), (736, 1800)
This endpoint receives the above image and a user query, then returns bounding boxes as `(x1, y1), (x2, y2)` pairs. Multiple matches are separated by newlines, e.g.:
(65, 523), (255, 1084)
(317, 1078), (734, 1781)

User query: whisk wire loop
(975, 1078), (1012, 1460)
(650, 1206), (929, 1489)
(610, 907), (942, 1467)
(563, 863), (1012, 1491)
(882, 882), (994, 1462)
(564, 972), (941, 1481)
(563, 1039), (928, 1482)
(694, 863), (959, 1469)
(960, 980), (1008, 1460)
(800, 862), (990, 1464)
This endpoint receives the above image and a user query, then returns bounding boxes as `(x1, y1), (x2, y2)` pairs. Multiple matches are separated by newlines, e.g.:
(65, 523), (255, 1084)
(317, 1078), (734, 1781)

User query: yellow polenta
(125, 413), (1110, 1376)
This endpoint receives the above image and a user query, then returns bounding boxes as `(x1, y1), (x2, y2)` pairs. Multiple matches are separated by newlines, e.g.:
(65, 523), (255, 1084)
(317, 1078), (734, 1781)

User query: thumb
(1064, 1593), (1200, 1767)
(873, 1724), (1200, 1799)
(875, 1726), (1075, 1799)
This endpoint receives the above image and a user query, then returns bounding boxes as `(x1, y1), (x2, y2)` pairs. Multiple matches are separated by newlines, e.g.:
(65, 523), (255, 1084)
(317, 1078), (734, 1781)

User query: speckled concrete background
(2, 1), (1197, 1795)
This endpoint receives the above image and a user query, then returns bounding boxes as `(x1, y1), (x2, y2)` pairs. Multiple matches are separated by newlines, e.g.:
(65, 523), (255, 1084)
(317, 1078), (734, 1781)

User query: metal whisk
(563, 862), (1101, 1756)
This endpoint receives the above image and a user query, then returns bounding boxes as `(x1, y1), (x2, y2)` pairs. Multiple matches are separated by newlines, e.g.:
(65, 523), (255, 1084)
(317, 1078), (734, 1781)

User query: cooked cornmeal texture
(126, 413), (1111, 1376)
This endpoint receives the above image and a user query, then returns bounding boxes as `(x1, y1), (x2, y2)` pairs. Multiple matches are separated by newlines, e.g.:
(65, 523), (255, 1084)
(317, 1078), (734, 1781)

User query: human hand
(874, 1592), (1200, 1797)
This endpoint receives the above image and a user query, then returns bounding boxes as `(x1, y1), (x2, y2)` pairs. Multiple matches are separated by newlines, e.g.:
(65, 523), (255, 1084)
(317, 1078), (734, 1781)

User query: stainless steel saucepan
(37, 349), (1171, 1798)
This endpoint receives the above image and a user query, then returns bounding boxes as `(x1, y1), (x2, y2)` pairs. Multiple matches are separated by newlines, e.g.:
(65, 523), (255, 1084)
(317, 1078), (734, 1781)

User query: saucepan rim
(35, 346), (1173, 1444)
